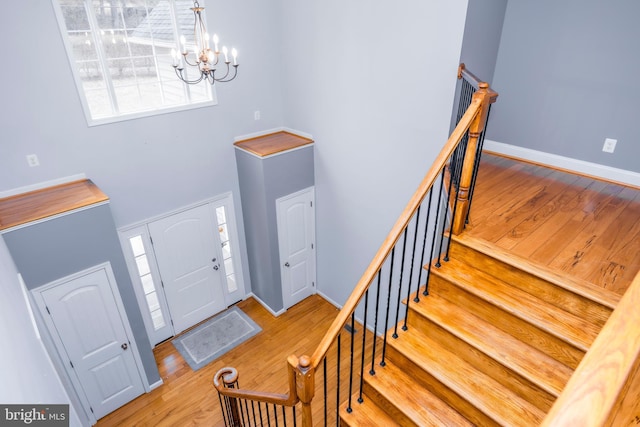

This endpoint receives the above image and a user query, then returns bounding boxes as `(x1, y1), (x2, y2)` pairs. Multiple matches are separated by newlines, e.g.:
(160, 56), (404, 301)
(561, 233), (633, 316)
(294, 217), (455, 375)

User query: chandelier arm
(216, 65), (239, 83)
(174, 66), (205, 85)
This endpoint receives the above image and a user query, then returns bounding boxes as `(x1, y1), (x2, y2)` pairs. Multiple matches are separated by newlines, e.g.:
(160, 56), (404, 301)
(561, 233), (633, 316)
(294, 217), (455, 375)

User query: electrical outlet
(26, 154), (40, 167)
(602, 138), (617, 153)
(254, 110), (261, 120)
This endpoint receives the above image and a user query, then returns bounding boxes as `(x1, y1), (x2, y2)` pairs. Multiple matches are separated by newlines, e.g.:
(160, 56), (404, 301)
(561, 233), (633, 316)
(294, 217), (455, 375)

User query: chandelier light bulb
(213, 34), (219, 52)
(231, 48), (238, 66)
(222, 46), (228, 63)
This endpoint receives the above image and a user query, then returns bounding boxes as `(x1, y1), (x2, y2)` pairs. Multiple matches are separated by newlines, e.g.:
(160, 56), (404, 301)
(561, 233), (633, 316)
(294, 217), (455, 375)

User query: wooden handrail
(214, 75), (498, 427)
(541, 271), (640, 426)
(308, 93), (487, 369)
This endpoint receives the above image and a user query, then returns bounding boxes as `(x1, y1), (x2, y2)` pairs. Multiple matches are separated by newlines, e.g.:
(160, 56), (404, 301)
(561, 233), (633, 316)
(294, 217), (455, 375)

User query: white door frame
(277, 186), (317, 310)
(118, 192), (247, 345)
(32, 262), (148, 424)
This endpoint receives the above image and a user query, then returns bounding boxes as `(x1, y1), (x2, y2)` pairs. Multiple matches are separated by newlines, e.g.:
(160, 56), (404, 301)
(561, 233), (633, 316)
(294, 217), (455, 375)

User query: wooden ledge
(0, 179), (109, 231)
(234, 131), (313, 158)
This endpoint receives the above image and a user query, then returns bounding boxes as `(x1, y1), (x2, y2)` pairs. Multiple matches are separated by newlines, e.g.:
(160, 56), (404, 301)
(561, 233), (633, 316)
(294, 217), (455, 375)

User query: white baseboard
(245, 292), (285, 317)
(483, 139), (640, 187)
(149, 379), (164, 391)
(316, 290), (343, 310)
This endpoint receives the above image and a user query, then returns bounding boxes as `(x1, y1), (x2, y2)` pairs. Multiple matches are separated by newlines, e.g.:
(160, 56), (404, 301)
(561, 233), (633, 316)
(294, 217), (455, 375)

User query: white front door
(277, 187), (316, 309)
(148, 204), (226, 334)
(37, 266), (144, 420)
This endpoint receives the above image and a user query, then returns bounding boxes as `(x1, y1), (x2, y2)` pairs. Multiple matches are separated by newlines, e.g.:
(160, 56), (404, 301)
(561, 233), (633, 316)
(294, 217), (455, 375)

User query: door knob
(212, 257), (217, 263)
(121, 343), (128, 350)
(284, 262), (290, 267)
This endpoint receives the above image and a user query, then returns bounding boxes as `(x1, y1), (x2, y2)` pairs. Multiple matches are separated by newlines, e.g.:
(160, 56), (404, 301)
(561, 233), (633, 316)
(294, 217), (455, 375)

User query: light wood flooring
(466, 152), (640, 296)
(97, 153), (639, 426)
(96, 295), (373, 427)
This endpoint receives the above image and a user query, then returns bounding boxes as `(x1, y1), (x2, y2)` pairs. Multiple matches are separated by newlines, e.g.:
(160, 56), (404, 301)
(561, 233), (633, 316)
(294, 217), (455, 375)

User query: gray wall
(236, 146), (314, 312)
(487, 0), (640, 172)
(459, 0), (508, 84)
(0, 0), (284, 228)
(277, 0), (470, 305)
(2, 204), (159, 386)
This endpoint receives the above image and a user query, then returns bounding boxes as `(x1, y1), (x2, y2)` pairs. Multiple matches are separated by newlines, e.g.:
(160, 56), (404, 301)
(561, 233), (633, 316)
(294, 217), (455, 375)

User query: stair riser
(448, 241), (612, 327)
(427, 275), (585, 369)
(383, 344), (500, 427)
(361, 382), (418, 427)
(405, 310), (556, 411)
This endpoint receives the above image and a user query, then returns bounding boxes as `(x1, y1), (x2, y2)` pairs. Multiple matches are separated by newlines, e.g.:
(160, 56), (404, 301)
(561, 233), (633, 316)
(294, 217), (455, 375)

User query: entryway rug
(172, 307), (262, 371)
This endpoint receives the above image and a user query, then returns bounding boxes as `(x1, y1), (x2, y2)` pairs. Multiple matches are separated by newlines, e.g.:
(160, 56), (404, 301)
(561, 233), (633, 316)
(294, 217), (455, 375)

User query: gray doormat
(172, 307), (262, 371)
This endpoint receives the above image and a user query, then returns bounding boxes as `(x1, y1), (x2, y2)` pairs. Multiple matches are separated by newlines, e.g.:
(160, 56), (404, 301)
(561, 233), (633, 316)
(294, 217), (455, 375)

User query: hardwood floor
(96, 295), (374, 427)
(466, 152), (640, 296)
(97, 152), (638, 426)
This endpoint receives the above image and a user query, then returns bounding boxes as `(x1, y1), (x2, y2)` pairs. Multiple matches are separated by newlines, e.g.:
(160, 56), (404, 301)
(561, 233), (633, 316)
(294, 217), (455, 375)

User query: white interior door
(148, 204), (225, 334)
(36, 266), (144, 420)
(277, 187), (316, 309)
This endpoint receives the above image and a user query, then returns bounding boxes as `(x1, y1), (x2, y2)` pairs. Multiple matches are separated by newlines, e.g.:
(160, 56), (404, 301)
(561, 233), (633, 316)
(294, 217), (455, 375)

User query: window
(128, 234), (166, 330)
(52, 0), (215, 125)
(215, 205), (238, 294)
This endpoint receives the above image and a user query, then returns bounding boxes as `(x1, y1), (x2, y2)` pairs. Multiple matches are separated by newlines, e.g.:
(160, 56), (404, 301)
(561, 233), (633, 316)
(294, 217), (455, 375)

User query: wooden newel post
(214, 367), (242, 426)
(451, 82), (497, 235)
(295, 355), (315, 427)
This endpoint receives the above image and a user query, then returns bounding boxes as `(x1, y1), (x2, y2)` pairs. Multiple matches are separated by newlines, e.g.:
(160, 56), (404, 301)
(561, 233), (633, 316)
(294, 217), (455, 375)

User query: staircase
(340, 234), (620, 426)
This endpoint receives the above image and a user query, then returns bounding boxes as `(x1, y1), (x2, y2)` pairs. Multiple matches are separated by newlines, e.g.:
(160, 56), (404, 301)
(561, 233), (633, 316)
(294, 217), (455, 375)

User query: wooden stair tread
(388, 328), (547, 426)
(340, 397), (400, 427)
(408, 293), (573, 396)
(452, 233), (621, 309)
(430, 257), (600, 351)
(364, 361), (473, 426)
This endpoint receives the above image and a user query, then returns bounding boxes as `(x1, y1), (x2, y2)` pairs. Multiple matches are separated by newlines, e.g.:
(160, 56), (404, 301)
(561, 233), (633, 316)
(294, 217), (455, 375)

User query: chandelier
(171, 0), (238, 85)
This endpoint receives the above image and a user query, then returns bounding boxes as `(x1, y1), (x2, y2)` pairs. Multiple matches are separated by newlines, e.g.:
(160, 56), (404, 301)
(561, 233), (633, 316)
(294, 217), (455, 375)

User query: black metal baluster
(403, 205), (421, 318)
(380, 248), (395, 367)
(258, 402), (263, 427)
(347, 313), (356, 413)
(336, 333), (341, 427)
(466, 105), (492, 225)
(266, 403), (271, 427)
(369, 271), (382, 375)
(218, 393), (229, 426)
(292, 406), (297, 427)
(358, 290), (369, 403)
(434, 168), (448, 269)
(282, 405), (287, 427)
(251, 400), (258, 426)
(392, 229), (408, 338)
(416, 190), (434, 299)
(323, 356), (327, 427)
(445, 137), (470, 261)
(273, 404), (278, 426)
(242, 399), (250, 427)
(239, 398), (248, 427)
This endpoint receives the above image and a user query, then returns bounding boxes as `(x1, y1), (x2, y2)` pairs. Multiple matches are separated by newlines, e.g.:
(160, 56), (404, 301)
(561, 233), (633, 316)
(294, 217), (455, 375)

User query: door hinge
(312, 282), (315, 287)
(149, 236), (154, 245)
(310, 201), (313, 207)
(90, 407), (94, 414)
(69, 360), (74, 369)
(46, 306), (51, 315)
(311, 243), (314, 249)
(160, 280), (164, 288)
(170, 319), (174, 326)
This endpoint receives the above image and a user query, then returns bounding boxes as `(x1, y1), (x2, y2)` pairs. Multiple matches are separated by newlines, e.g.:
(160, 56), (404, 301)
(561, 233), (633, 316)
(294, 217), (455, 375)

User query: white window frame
(51, 0), (217, 127)
(119, 224), (174, 346)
